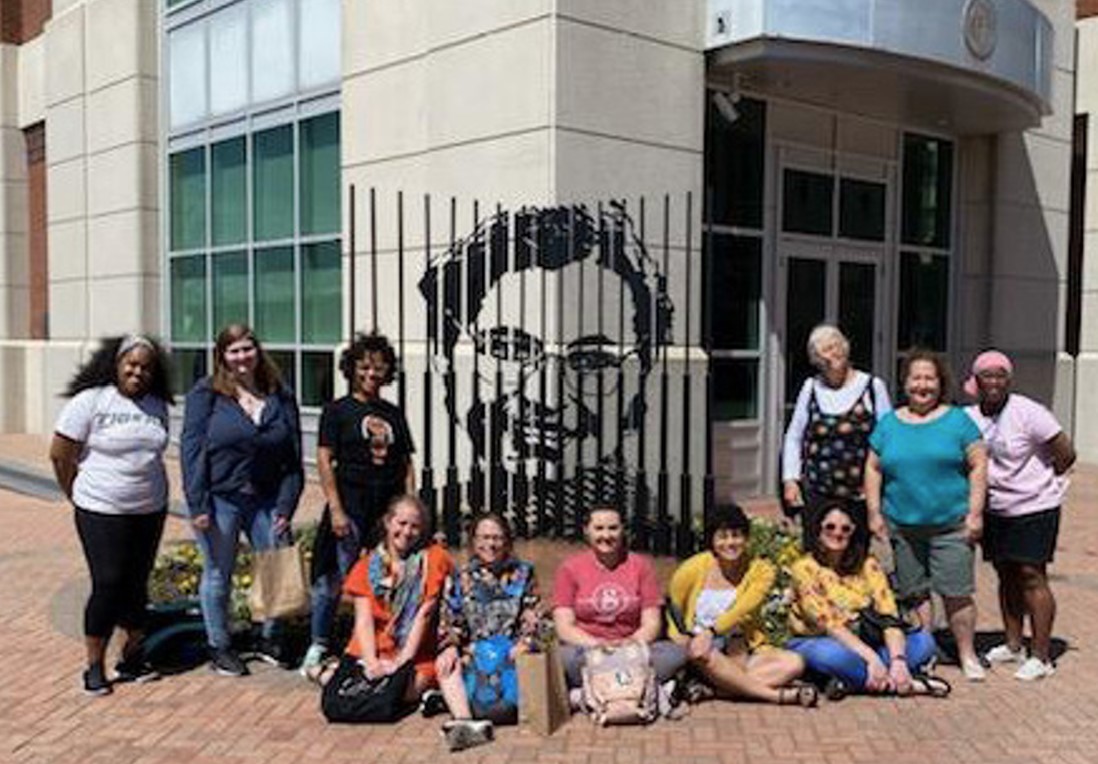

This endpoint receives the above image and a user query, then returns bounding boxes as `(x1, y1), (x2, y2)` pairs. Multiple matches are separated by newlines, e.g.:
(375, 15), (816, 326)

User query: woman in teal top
(865, 350), (988, 682)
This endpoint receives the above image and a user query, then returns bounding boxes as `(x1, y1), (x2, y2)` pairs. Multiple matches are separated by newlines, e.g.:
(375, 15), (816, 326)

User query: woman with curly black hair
(300, 331), (416, 676)
(49, 335), (174, 696)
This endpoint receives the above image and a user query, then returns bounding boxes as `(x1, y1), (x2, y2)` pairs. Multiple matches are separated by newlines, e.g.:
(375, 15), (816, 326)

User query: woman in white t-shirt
(964, 350), (1075, 682)
(49, 335), (174, 697)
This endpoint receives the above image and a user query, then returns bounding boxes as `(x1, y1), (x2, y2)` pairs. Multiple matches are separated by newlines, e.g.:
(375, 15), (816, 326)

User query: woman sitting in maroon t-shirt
(552, 505), (686, 687)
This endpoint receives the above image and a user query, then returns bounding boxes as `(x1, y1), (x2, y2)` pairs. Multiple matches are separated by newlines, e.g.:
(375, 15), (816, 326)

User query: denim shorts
(889, 519), (975, 601)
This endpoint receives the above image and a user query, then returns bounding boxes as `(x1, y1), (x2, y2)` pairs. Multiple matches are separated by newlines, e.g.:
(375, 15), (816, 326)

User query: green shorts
(888, 519), (975, 601)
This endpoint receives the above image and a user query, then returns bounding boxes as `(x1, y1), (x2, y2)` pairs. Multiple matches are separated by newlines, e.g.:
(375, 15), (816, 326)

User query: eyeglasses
(474, 534), (507, 543)
(822, 522), (855, 536)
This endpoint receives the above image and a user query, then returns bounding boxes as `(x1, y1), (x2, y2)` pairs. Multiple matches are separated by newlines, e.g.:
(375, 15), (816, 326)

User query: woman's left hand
(889, 658), (913, 696)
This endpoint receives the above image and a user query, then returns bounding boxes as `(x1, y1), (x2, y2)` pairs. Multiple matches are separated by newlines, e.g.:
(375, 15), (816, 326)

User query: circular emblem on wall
(963, 0), (998, 61)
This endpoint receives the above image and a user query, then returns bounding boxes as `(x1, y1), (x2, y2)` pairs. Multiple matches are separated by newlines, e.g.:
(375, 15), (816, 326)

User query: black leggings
(74, 507), (166, 639)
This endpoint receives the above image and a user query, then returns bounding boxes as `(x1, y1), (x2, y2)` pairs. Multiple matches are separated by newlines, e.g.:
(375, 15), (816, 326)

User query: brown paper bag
(516, 646), (570, 736)
(248, 544), (309, 621)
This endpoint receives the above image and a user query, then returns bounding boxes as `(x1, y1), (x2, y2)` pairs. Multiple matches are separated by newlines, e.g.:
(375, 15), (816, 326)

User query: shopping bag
(516, 646), (570, 736)
(248, 544), (309, 621)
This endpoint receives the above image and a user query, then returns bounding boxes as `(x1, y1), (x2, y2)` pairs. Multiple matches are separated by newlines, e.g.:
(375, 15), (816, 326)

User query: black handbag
(321, 656), (414, 723)
(853, 608), (914, 647)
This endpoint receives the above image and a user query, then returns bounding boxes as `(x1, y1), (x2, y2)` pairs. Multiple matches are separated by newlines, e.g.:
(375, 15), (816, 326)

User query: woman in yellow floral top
(786, 500), (941, 695)
(668, 504), (815, 706)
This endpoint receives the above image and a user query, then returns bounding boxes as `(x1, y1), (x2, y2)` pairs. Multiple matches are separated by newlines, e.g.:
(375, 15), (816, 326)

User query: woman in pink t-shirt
(552, 505), (686, 688)
(965, 350), (1076, 681)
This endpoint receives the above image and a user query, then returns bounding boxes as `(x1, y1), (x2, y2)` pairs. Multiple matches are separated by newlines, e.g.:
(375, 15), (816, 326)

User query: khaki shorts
(888, 519), (975, 601)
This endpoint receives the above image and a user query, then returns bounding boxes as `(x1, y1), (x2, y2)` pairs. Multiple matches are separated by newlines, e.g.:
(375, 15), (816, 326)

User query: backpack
(580, 642), (658, 726)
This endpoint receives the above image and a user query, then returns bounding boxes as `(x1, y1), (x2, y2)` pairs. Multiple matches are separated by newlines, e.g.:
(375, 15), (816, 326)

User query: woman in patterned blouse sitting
(786, 499), (946, 697)
(433, 512), (542, 752)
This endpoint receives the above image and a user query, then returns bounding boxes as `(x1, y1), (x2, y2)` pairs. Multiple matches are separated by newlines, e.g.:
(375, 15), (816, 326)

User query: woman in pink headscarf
(964, 350), (1076, 681)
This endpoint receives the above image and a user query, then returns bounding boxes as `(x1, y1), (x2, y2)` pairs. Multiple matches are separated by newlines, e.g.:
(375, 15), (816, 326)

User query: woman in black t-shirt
(301, 332), (416, 677)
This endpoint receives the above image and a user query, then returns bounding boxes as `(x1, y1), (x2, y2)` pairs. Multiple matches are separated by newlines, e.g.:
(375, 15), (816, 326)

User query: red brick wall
(25, 123), (48, 340)
(1081, 0), (1098, 19)
(0, 0), (51, 44)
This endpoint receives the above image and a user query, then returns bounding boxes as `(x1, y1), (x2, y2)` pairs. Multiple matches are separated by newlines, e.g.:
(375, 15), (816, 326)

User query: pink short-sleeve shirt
(966, 394), (1066, 516)
(552, 550), (663, 642)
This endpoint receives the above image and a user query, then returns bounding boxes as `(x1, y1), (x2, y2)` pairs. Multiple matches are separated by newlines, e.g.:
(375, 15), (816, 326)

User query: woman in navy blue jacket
(181, 324), (304, 677)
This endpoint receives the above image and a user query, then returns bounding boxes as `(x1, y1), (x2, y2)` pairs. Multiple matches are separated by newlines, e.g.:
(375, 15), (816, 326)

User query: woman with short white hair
(781, 324), (891, 544)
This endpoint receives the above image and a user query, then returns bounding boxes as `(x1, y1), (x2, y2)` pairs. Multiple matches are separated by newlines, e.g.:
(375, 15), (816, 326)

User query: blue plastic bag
(463, 635), (518, 724)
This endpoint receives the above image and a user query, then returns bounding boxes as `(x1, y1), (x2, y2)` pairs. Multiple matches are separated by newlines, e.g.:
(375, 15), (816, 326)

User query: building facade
(0, 0), (1090, 514)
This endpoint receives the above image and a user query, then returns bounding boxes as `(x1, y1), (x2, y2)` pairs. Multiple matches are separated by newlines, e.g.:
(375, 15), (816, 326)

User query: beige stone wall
(1074, 16), (1098, 461)
(0, 0), (159, 433)
(0, 42), (28, 342)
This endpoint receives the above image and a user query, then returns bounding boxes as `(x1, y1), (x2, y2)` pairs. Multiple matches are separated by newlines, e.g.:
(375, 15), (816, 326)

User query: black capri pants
(74, 507), (166, 639)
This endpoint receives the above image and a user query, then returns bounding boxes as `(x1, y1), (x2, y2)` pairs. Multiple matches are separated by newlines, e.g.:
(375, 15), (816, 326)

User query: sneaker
(961, 657), (987, 682)
(1014, 657), (1055, 682)
(442, 719), (493, 753)
(209, 647), (249, 677)
(114, 655), (160, 684)
(254, 637), (292, 669)
(298, 643), (327, 679)
(420, 689), (449, 718)
(83, 663), (112, 697)
(985, 644), (1025, 665)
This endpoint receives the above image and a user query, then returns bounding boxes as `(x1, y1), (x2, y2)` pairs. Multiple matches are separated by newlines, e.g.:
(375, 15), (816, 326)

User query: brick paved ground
(3, 434), (1098, 763)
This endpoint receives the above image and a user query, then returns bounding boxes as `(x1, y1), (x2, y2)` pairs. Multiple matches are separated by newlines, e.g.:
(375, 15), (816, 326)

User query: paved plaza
(2, 433), (1098, 764)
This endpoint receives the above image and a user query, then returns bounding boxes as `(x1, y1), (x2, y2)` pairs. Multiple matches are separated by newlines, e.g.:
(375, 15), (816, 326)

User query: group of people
(48, 320), (1074, 751)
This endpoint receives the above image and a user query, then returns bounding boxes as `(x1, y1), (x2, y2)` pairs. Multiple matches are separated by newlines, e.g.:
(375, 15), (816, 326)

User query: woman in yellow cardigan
(668, 504), (816, 706)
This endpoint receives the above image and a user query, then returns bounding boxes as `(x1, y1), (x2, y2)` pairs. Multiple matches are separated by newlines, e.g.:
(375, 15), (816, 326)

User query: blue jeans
(195, 493), (287, 650)
(308, 515), (363, 647)
(786, 630), (937, 690)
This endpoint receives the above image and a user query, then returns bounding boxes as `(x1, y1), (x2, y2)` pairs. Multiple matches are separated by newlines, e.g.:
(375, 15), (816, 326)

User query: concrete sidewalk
(2, 432), (1098, 763)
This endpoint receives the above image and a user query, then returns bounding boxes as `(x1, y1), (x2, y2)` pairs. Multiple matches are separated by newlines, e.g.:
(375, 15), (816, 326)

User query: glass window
(300, 112), (341, 236)
(254, 247), (295, 342)
(268, 350), (296, 393)
(170, 256), (207, 342)
(171, 349), (207, 395)
(784, 257), (827, 409)
(705, 94), (765, 229)
(706, 235), (761, 351)
(839, 178), (886, 242)
(212, 251), (248, 333)
(170, 148), (205, 251)
(902, 134), (953, 248)
(302, 241), (342, 344)
(782, 170), (833, 236)
(299, 0), (341, 91)
(712, 359), (759, 420)
(898, 252), (949, 351)
(251, 0), (295, 104)
(254, 125), (295, 241)
(838, 261), (876, 372)
(211, 138), (246, 246)
(169, 21), (207, 129)
(302, 351), (335, 406)
(209, 2), (248, 116)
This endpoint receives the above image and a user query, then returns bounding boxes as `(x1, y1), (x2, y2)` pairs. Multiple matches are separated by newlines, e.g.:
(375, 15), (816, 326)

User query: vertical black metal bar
(369, 187), (378, 331)
(703, 189), (716, 530)
(554, 209), (568, 538)
(572, 206), (586, 540)
(656, 195), (671, 555)
(348, 184), (356, 395)
(491, 204), (508, 518)
(537, 211), (549, 536)
(615, 201), (626, 529)
(397, 191), (406, 414)
(443, 197), (461, 545)
(513, 209), (529, 537)
(595, 202), (606, 507)
(420, 194), (436, 523)
(469, 200), (485, 514)
(678, 191), (695, 556)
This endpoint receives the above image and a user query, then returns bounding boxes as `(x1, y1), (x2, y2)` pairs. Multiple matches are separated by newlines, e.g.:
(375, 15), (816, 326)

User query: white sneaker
(298, 643), (327, 678)
(1014, 657), (1055, 681)
(961, 657), (987, 682)
(985, 644), (1025, 664)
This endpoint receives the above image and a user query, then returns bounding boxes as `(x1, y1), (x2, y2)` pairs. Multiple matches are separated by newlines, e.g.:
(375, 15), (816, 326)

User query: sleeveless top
(801, 377), (877, 499)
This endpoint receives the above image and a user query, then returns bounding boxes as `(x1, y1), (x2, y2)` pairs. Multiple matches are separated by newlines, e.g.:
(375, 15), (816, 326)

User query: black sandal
(777, 683), (819, 708)
(909, 673), (951, 698)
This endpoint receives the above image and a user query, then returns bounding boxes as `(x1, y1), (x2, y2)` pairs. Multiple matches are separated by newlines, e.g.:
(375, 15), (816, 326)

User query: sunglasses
(822, 522), (855, 536)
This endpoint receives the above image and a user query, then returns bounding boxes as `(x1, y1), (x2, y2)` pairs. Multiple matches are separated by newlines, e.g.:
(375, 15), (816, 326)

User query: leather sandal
(777, 683), (819, 708)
